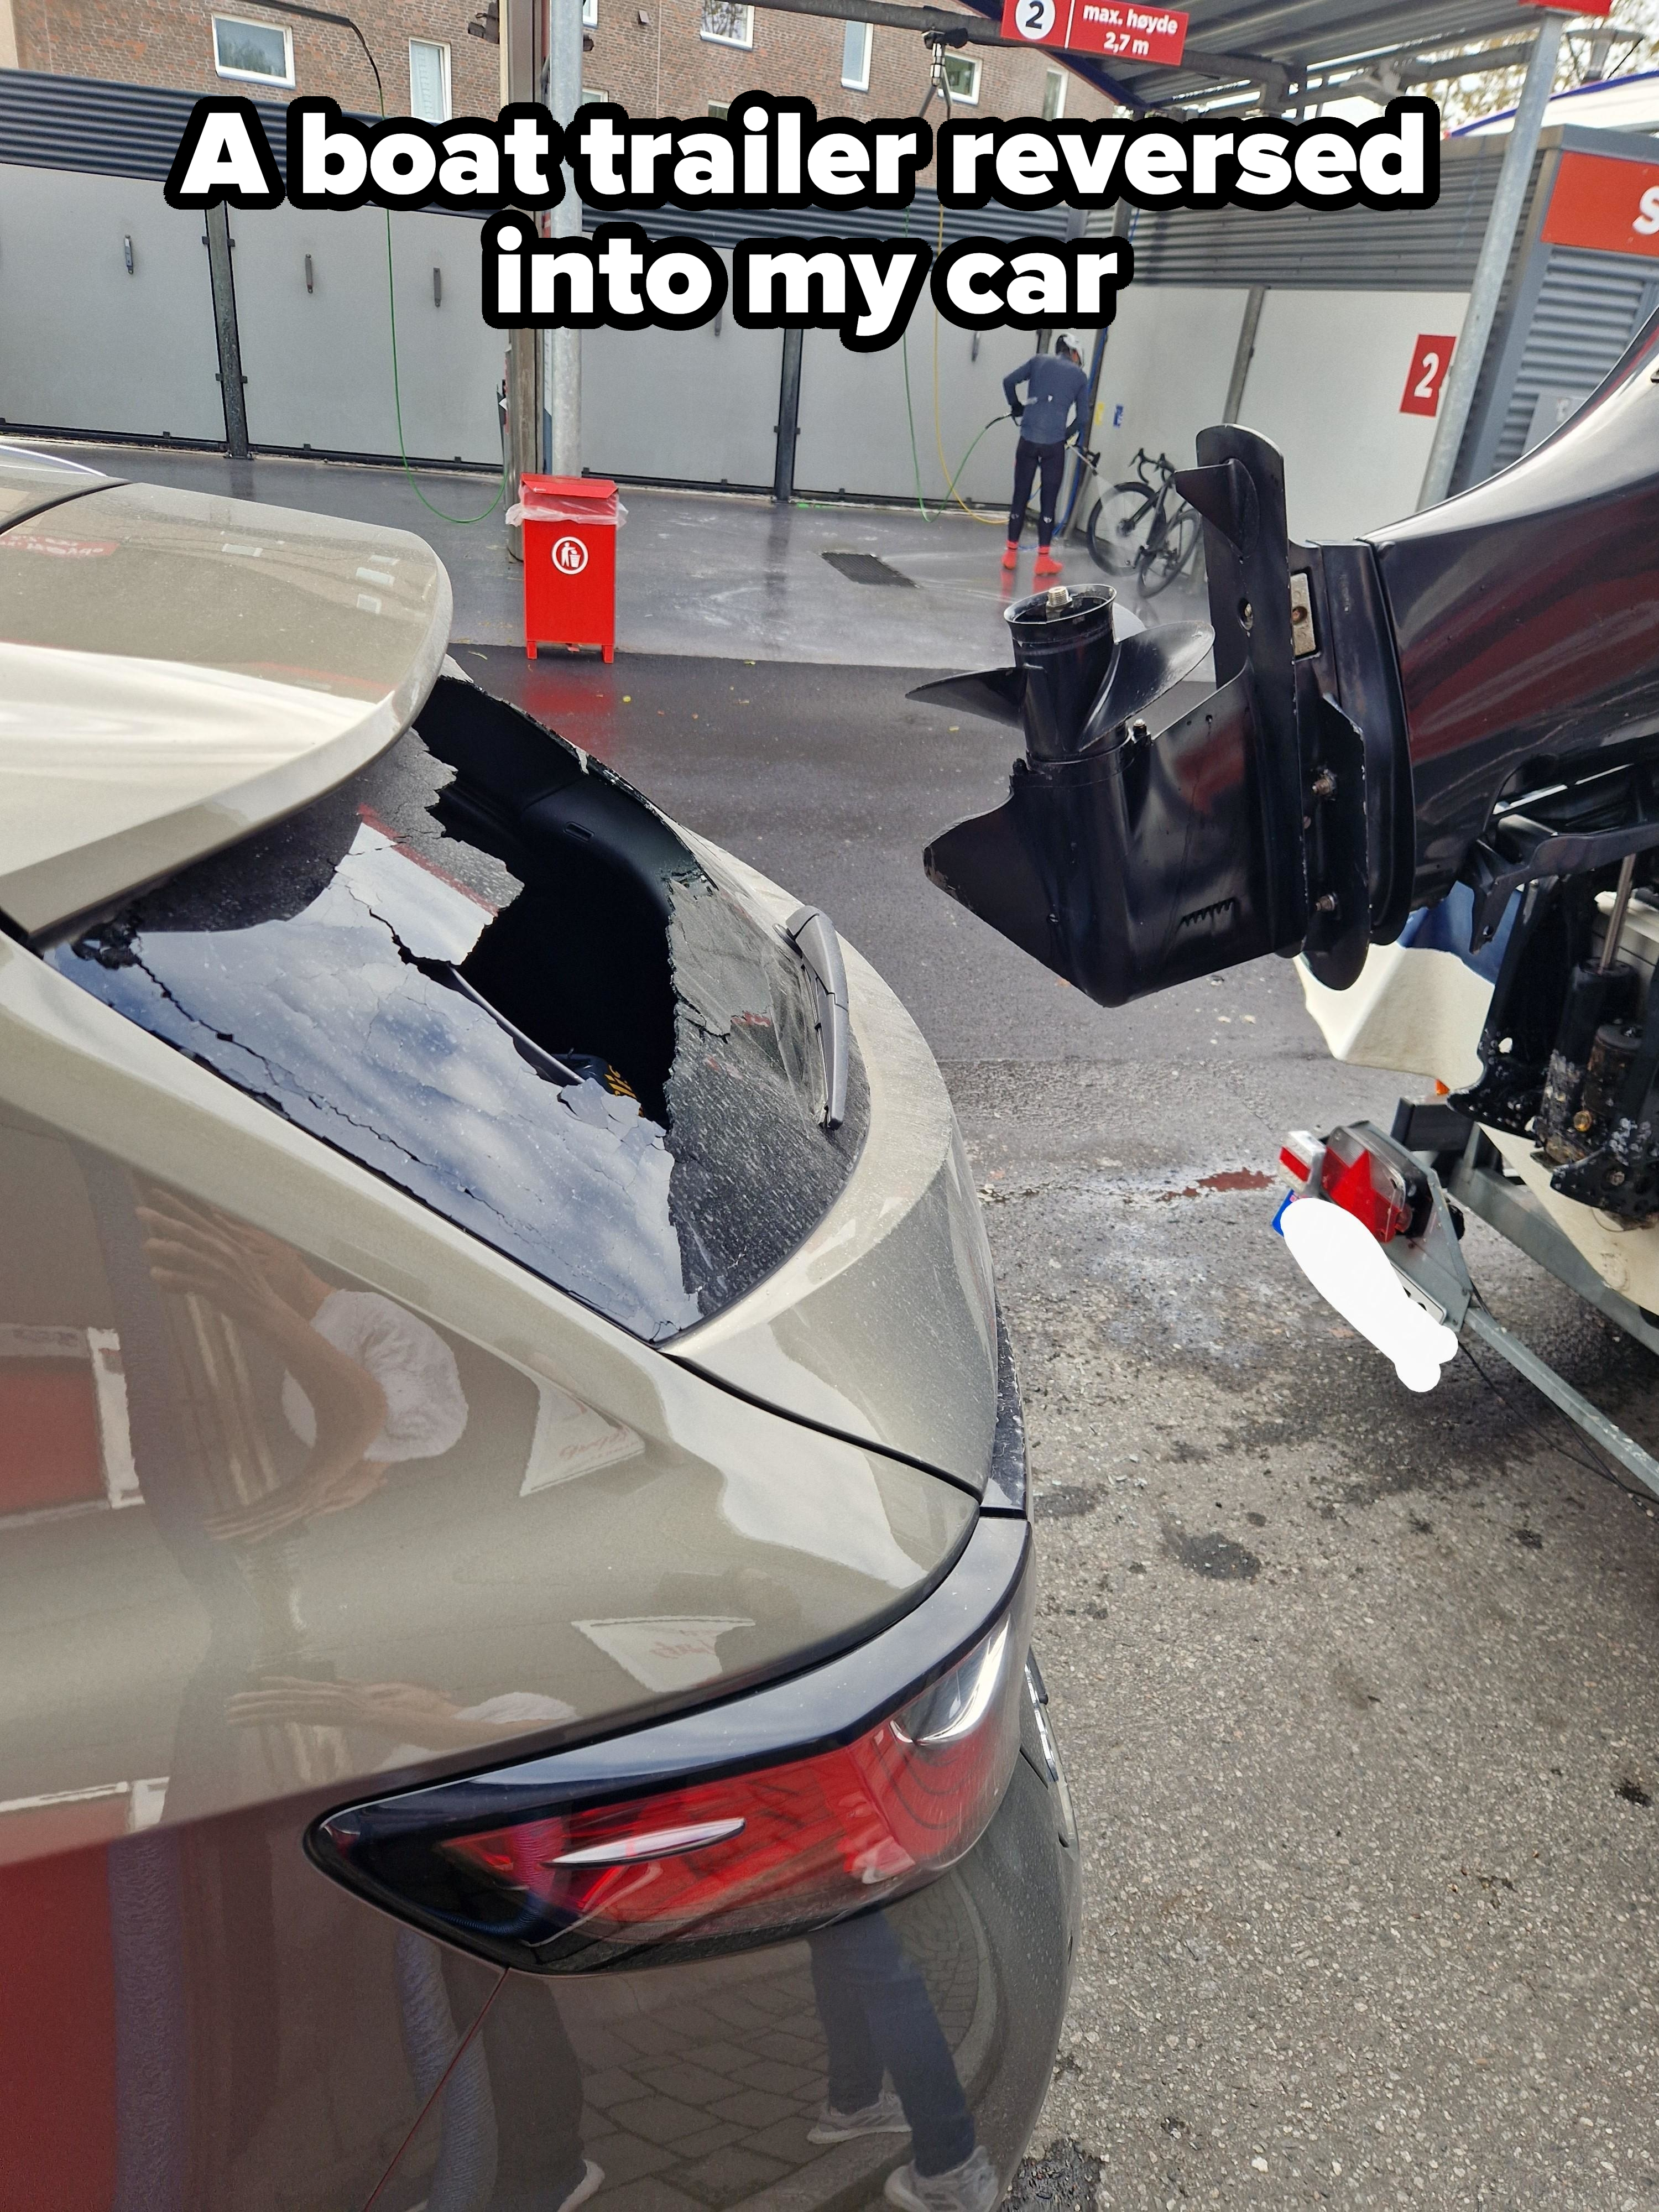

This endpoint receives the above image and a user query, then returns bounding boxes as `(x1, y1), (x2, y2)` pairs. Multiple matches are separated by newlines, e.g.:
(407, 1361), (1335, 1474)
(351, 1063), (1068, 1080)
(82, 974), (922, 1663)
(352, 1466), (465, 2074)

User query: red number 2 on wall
(1400, 333), (1457, 418)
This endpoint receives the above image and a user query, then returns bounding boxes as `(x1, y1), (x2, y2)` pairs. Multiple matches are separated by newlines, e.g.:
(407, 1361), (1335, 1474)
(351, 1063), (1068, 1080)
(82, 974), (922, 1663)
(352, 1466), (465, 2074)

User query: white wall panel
(581, 265), (783, 490)
(1089, 284), (1249, 491)
(229, 203), (503, 465)
(793, 320), (1041, 507)
(0, 162), (222, 441)
(1239, 289), (1470, 541)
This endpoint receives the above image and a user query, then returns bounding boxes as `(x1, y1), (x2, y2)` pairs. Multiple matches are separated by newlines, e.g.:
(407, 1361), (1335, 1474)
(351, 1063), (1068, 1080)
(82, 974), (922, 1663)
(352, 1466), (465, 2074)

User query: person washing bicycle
(1001, 336), (1088, 579)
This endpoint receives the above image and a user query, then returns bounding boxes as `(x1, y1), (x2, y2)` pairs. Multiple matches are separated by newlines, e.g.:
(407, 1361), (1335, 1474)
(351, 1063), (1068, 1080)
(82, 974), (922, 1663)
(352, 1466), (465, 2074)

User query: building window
(941, 53), (979, 103)
(700, 0), (753, 48)
(409, 38), (452, 121)
(707, 101), (731, 118)
(581, 85), (609, 105)
(211, 14), (294, 84)
(582, 0), (598, 24)
(1042, 65), (1065, 118)
(841, 19), (872, 89)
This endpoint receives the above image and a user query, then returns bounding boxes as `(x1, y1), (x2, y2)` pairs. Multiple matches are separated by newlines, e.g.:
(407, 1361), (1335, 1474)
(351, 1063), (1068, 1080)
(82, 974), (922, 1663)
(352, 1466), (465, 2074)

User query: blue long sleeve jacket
(1003, 354), (1089, 447)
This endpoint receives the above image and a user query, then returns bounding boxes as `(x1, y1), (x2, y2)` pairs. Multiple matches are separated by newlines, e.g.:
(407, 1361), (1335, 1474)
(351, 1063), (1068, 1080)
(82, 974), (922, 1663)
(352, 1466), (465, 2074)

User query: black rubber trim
(983, 1298), (1029, 1517)
(0, 476), (126, 538)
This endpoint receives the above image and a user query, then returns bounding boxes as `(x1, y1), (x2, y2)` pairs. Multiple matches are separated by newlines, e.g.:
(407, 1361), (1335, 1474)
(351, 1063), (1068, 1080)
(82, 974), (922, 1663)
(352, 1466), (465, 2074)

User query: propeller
(1077, 624), (1212, 750)
(906, 665), (1027, 728)
(909, 587), (1212, 760)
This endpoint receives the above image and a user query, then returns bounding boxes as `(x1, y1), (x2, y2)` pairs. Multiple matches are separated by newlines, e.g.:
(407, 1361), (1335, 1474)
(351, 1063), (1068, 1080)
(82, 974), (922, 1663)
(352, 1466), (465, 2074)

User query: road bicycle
(1077, 445), (1203, 597)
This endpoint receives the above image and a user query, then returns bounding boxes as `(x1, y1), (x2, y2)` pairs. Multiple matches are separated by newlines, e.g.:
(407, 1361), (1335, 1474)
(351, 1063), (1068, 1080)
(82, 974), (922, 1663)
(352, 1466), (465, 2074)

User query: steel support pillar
(502, 0), (545, 559)
(1222, 285), (1266, 425)
(1417, 12), (1566, 509)
(545, 0), (582, 478)
(204, 204), (250, 461)
(774, 327), (804, 504)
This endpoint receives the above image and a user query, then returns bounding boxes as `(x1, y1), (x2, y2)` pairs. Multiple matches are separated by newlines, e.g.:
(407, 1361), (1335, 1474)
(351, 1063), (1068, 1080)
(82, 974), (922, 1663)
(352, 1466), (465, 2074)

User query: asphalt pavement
(470, 644), (1659, 2212)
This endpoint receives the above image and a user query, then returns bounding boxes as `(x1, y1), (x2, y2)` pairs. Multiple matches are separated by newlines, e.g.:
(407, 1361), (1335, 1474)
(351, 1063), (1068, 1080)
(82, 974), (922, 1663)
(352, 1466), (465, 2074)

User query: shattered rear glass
(45, 678), (868, 1343)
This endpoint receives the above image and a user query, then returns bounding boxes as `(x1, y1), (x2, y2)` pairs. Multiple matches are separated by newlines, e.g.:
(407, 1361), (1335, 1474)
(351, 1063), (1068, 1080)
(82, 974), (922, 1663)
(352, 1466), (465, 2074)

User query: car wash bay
(13, 19), (1659, 2175)
(38, 404), (1659, 2198)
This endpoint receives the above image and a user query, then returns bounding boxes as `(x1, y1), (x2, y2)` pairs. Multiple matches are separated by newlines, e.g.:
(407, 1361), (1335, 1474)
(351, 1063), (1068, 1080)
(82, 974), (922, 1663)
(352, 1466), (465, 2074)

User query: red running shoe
(1001, 542), (1019, 571)
(1033, 548), (1063, 579)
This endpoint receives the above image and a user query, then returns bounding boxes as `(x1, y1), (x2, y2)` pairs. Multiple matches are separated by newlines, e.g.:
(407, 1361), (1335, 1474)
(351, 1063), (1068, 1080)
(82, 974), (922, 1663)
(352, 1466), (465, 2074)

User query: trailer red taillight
(1278, 1130), (1321, 1185)
(309, 1594), (1029, 1974)
(1277, 1122), (1426, 1245)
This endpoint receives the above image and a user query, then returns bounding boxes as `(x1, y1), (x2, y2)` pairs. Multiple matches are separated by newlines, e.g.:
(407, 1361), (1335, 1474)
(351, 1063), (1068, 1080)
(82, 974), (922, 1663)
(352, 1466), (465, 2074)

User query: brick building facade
(0, 0), (501, 116)
(580, 0), (1114, 135)
(0, 0), (1114, 143)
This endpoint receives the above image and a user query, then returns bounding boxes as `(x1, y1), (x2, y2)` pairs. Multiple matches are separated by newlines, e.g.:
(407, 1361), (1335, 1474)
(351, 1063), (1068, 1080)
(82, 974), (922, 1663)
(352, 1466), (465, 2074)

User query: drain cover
(821, 549), (916, 587)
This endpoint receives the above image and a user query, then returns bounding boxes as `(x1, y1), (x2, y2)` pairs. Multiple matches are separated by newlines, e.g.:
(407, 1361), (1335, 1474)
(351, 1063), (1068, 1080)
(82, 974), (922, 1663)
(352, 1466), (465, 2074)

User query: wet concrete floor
(26, 439), (1208, 670)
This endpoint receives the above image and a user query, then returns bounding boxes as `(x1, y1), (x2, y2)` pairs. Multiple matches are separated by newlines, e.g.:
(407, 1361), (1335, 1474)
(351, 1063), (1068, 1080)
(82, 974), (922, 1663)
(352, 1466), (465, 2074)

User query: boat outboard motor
(922, 308), (1659, 1039)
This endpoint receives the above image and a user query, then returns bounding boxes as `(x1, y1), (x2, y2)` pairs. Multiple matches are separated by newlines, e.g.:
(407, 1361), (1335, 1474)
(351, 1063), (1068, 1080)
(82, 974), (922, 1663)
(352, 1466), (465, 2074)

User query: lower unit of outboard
(919, 427), (1386, 1008)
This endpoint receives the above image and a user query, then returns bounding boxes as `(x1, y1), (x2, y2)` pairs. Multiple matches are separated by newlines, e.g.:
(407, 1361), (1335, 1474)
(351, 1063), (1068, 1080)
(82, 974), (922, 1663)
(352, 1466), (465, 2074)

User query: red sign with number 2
(1000, 0), (1187, 64)
(1400, 333), (1455, 418)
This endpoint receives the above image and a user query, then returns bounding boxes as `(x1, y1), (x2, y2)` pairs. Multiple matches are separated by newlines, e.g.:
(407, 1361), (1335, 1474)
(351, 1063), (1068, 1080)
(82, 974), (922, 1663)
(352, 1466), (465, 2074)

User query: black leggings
(1008, 436), (1065, 546)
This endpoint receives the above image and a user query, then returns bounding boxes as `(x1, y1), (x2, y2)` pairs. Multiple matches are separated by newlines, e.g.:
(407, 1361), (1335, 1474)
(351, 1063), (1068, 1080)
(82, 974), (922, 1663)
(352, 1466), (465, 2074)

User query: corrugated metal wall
(1086, 140), (1511, 291)
(0, 66), (288, 181)
(0, 67), (1065, 246)
(1481, 246), (1659, 473)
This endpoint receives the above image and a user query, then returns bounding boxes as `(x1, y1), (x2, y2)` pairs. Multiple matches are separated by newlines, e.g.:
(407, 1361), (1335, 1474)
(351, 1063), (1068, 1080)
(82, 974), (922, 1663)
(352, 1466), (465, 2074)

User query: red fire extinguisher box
(512, 474), (620, 662)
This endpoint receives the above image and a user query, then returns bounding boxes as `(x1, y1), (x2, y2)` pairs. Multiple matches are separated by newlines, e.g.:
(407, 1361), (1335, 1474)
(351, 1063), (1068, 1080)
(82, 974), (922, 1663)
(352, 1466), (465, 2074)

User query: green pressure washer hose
(383, 208), (508, 526)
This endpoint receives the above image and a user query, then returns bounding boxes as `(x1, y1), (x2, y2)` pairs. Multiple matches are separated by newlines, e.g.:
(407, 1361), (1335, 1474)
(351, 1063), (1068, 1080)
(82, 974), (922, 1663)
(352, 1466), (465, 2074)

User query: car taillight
(310, 1590), (1029, 1974)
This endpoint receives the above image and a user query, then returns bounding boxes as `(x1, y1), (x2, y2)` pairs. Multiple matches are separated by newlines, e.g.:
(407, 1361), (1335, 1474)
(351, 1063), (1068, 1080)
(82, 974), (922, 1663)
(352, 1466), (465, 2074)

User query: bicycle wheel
(1087, 484), (1157, 577)
(1141, 505), (1202, 597)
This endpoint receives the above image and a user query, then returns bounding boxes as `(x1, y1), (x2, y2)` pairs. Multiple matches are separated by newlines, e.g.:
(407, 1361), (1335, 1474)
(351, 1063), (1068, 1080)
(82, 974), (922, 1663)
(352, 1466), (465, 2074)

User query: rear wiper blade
(785, 906), (849, 1131)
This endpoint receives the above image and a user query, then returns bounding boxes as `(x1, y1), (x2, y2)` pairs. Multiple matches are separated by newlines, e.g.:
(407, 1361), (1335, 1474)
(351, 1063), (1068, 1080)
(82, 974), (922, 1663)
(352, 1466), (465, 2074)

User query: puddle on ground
(1034, 1483), (1102, 1521)
(1164, 1522), (1262, 1580)
(1005, 2136), (1102, 2212)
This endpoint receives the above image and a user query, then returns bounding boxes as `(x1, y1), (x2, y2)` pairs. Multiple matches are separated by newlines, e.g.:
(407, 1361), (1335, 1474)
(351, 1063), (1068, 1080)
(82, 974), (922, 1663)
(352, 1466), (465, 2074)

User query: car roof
(0, 452), (452, 941)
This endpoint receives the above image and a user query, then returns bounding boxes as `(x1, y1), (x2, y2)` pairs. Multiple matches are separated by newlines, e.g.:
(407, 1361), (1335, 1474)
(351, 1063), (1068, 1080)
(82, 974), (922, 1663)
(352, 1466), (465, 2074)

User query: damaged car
(0, 445), (1076, 2212)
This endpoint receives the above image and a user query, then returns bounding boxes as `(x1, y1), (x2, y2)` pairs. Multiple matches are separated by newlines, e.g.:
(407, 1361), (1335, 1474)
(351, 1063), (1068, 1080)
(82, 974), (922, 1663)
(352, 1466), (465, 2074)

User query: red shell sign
(1541, 151), (1659, 260)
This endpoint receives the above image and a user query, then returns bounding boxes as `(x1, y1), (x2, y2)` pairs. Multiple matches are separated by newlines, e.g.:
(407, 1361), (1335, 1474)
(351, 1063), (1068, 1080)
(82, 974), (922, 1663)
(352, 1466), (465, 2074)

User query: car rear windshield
(46, 675), (868, 1343)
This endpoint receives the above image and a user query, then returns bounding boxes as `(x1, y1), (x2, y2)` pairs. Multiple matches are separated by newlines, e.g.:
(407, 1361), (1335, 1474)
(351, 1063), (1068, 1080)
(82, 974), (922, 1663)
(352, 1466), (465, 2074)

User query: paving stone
(744, 1980), (804, 2016)
(706, 2089), (800, 2130)
(584, 2068), (650, 2111)
(755, 2032), (825, 2068)
(731, 2058), (818, 2098)
(633, 2060), (741, 2107)
(724, 2114), (818, 2162)
(701, 1995), (776, 2034)
(674, 2145), (792, 2205)
(615, 2016), (698, 2058)
(607, 2096), (718, 2147)
(587, 2134), (677, 2188)
(591, 2177), (703, 2212)
(570, 2024), (644, 2072)
(681, 2040), (753, 2077)
(667, 2121), (745, 2161)
(653, 2003), (725, 2043)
